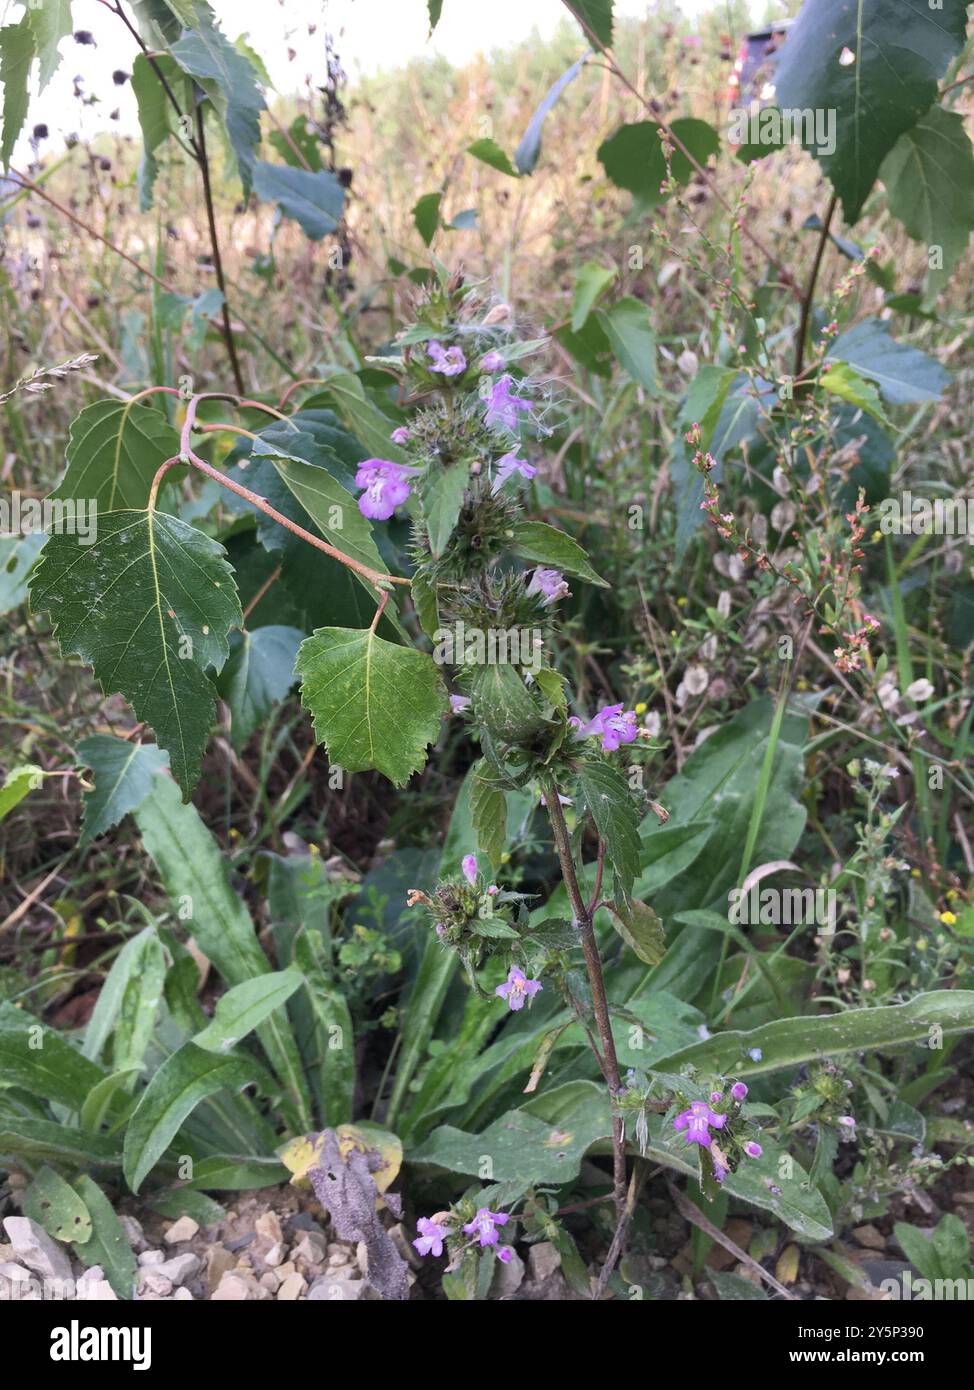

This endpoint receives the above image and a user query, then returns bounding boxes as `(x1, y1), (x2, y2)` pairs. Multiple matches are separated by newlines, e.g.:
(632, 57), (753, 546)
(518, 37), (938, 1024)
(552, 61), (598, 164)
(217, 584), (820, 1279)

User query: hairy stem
(543, 780), (627, 1232)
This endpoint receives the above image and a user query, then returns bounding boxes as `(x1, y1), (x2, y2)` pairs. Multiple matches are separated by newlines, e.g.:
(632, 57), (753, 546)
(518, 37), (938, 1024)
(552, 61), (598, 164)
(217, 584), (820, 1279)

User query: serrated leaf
(881, 105), (974, 301)
(217, 625), (303, 748)
(169, 6), (264, 192)
(76, 734), (170, 844)
(597, 117), (719, 209)
(30, 510), (241, 795)
(470, 763), (507, 871)
(467, 137), (520, 178)
(421, 461), (468, 556)
(576, 761), (641, 902)
(24, 1167), (93, 1245)
(192, 971), (304, 1053)
(0, 19), (33, 171)
(470, 662), (544, 744)
(825, 317), (950, 404)
(606, 899), (665, 965)
(131, 52), (170, 211)
(26, 0), (71, 91)
(510, 519), (608, 587)
(774, 0), (969, 223)
(54, 399), (181, 512)
(252, 161), (345, 239)
(123, 1042), (258, 1192)
(563, 0), (613, 48)
(297, 627), (447, 785)
(597, 296), (657, 392)
(413, 191), (442, 246)
(819, 362), (889, 424)
(572, 261), (616, 332)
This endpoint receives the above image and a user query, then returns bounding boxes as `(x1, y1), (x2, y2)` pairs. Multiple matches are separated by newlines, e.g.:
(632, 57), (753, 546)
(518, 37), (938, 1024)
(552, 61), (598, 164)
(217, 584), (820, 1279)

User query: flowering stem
(542, 779), (627, 1229)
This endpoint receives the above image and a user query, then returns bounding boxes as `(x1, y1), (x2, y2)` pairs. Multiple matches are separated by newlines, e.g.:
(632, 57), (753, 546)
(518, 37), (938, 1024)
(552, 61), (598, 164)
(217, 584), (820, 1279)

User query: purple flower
(463, 1207), (509, 1248)
(480, 349), (505, 371)
(354, 459), (419, 520)
(490, 451), (537, 493)
(496, 1245), (514, 1263)
(571, 703), (639, 753)
(461, 854), (478, 885)
(484, 374), (532, 432)
(673, 1100), (727, 1148)
(412, 1216), (450, 1257)
(710, 1091), (723, 1105)
(748, 1047), (763, 1061)
(495, 966), (542, 1011)
(450, 694), (471, 714)
(390, 425), (410, 445)
(526, 567), (570, 607)
(743, 1140), (763, 1158)
(731, 1082), (748, 1102)
(428, 340), (467, 376)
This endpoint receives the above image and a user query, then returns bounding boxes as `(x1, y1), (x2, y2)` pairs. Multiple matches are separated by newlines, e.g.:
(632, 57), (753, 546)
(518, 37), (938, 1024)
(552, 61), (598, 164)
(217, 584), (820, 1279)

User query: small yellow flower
(796, 678), (808, 691)
(500, 852), (511, 865)
(669, 629), (677, 638)
(676, 596), (687, 607)
(634, 701), (647, 715)
(911, 868), (921, 879)
(939, 911), (957, 926)
(946, 889), (958, 901)
(871, 529), (882, 542)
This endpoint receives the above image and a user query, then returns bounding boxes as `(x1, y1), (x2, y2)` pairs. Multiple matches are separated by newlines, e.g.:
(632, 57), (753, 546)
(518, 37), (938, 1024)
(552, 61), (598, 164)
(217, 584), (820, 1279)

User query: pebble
(2, 1217), (73, 1283)
(277, 1272), (306, 1300)
(307, 1276), (365, 1301)
(153, 1253), (201, 1286)
(164, 1216), (200, 1244)
(527, 1242), (561, 1283)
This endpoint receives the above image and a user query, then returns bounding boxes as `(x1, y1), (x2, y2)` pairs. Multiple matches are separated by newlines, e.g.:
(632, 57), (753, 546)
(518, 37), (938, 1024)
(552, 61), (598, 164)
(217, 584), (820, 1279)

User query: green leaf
(411, 570), (440, 641)
(181, 1154), (288, 1191)
(774, 0), (969, 223)
(597, 117), (719, 209)
(30, 510), (241, 796)
(131, 51), (170, 211)
(652, 990), (974, 1077)
(54, 398), (181, 514)
(410, 1079), (611, 1184)
(893, 1221), (944, 1283)
(510, 519), (608, 587)
(291, 928), (355, 1127)
(267, 115), (323, 171)
(169, 5), (265, 192)
(427, 0), (444, 33)
(24, 1166), (93, 1245)
(0, 763), (44, 821)
(123, 1042), (259, 1192)
(469, 662), (544, 743)
(82, 925), (166, 1075)
(296, 627), (448, 785)
(597, 296), (657, 391)
(80, 1069), (143, 1133)
(466, 137), (520, 178)
(470, 762), (507, 871)
(0, 1000), (105, 1108)
(825, 317), (950, 404)
(192, 971), (304, 1053)
(134, 773), (312, 1130)
(0, 19), (34, 171)
(562, 0), (613, 48)
(25, 0), (71, 91)
(605, 899), (665, 965)
(881, 105), (974, 301)
(0, 531), (46, 615)
(421, 461), (468, 557)
(72, 1176), (138, 1299)
(413, 191), (442, 246)
(252, 161), (345, 240)
(514, 53), (589, 176)
(819, 362), (889, 424)
(571, 262), (616, 332)
(0, 1119), (121, 1170)
(301, 370), (407, 464)
(76, 734), (170, 844)
(576, 761), (641, 902)
(217, 625), (303, 749)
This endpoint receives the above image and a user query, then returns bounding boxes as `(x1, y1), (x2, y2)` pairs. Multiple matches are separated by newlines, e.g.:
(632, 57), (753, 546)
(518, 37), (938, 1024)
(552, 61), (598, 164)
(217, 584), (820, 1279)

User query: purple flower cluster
(491, 451), (536, 493)
(495, 966), (542, 1011)
(412, 1207), (514, 1264)
(484, 374), (532, 432)
(354, 458), (419, 520)
(526, 566), (569, 607)
(427, 340), (467, 376)
(673, 1100), (727, 1147)
(571, 703), (639, 752)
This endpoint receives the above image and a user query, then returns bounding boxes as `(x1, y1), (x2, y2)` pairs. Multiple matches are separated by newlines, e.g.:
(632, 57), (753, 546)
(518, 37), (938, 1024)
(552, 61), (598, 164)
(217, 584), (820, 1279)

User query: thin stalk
(195, 105), (245, 394)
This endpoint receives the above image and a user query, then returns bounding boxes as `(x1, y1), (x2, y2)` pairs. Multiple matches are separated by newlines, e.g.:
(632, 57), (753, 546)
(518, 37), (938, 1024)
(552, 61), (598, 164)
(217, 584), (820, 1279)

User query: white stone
(2, 1216), (73, 1283)
(163, 1216), (200, 1244)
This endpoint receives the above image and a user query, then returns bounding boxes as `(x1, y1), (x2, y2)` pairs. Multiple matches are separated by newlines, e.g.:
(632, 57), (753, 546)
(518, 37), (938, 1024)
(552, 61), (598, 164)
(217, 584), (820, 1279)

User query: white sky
(4, 0), (759, 159)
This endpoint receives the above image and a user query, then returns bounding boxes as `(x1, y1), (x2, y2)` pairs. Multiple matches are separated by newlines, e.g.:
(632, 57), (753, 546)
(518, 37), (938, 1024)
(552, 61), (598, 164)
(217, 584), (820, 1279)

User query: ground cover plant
(0, 0), (973, 1313)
